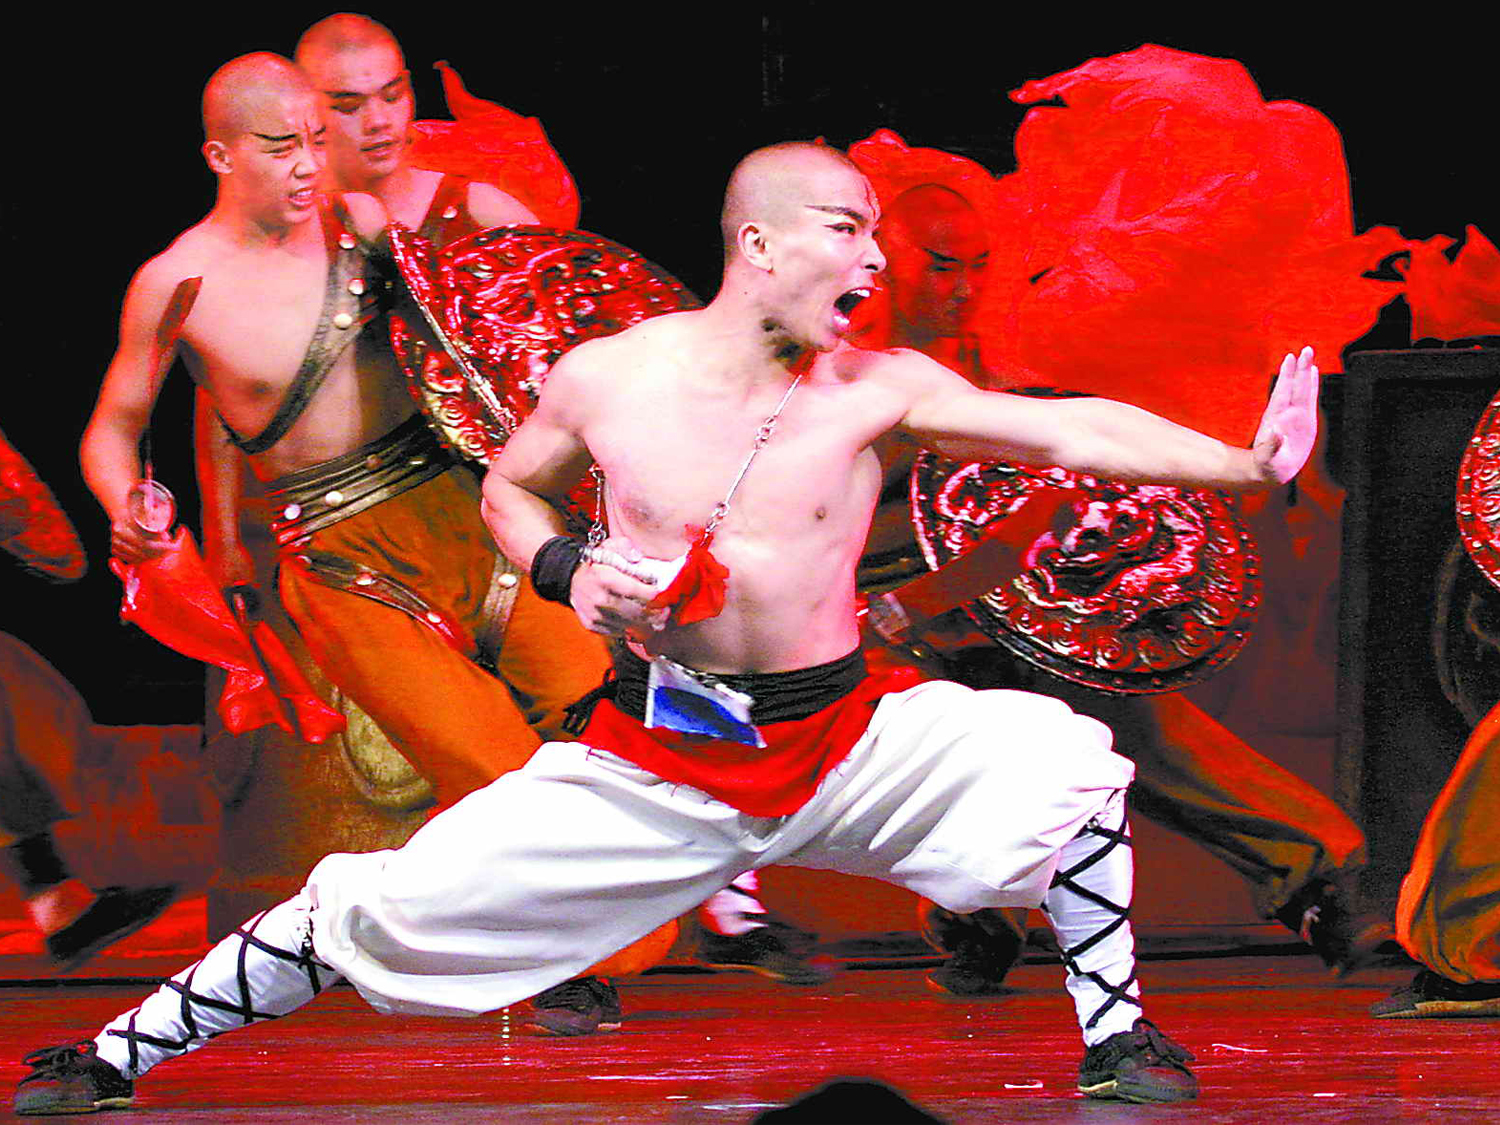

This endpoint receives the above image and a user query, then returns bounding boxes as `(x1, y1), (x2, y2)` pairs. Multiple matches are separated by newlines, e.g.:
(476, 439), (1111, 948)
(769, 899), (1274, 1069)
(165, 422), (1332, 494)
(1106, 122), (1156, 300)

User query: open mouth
(831, 287), (872, 334)
(835, 288), (872, 317)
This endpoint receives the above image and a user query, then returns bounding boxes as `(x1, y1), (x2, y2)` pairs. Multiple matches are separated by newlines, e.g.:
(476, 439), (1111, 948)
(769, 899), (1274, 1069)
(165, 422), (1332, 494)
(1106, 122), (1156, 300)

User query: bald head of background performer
(294, 13), (535, 232)
(718, 141), (886, 356)
(879, 184), (989, 355)
(295, 14), (410, 194)
(200, 52), (325, 230)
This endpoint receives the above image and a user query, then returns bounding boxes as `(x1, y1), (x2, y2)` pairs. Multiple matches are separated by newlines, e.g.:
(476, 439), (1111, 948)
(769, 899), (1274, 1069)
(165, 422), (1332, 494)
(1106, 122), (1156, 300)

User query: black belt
(564, 646), (867, 734)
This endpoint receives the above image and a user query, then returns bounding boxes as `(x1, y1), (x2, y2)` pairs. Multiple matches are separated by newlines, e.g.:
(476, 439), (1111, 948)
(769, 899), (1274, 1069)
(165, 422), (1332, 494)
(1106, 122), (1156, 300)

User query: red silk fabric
(408, 62), (581, 229)
(1401, 226), (1500, 343)
(111, 529), (344, 743)
(647, 530), (730, 626)
(0, 425), (85, 583)
(582, 662), (925, 817)
(852, 45), (1413, 446)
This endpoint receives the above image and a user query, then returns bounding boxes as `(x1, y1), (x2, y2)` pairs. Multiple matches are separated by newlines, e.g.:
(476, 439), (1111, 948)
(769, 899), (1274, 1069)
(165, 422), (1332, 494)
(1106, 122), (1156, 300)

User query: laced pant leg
(92, 893), (335, 1079)
(1041, 790), (1142, 1045)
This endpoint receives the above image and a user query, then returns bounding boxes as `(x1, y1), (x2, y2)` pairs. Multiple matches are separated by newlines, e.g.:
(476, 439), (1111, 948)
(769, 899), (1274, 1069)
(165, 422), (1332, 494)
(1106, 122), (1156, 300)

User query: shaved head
(879, 183), (989, 345)
(720, 142), (870, 257)
(202, 53), (314, 143)
(882, 184), (980, 258)
(295, 12), (403, 70)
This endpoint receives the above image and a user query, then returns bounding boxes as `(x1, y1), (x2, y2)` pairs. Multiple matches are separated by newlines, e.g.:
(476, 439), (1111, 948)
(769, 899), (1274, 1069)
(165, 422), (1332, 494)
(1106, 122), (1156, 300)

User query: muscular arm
(898, 347), (1319, 490)
(481, 401), (592, 572)
(80, 260), (181, 561)
(482, 350), (660, 635)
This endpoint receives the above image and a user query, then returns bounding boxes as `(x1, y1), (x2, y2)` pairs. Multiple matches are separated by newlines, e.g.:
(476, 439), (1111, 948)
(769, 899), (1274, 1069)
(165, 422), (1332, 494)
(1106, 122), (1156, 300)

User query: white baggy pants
(307, 681), (1132, 1017)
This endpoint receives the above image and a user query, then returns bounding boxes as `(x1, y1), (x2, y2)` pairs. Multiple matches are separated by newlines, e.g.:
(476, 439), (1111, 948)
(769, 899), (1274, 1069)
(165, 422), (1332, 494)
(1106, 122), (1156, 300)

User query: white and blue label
(645, 656), (765, 747)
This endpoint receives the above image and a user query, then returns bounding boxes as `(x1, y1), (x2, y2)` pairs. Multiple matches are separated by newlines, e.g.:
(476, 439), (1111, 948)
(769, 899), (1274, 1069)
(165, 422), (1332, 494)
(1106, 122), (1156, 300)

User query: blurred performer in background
(1371, 708), (1500, 1017)
(1, 427), (211, 968)
(292, 11), (831, 992)
(859, 180), (1384, 995)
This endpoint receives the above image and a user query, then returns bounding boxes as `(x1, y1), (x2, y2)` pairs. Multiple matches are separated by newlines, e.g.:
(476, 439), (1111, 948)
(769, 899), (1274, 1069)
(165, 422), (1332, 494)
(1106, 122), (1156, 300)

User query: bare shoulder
(465, 181), (538, 227)
(831, 342), (969, 396)
(338, 191), (389, 242)
(128, 223), (218, 306)
(540, 311), (694, 410)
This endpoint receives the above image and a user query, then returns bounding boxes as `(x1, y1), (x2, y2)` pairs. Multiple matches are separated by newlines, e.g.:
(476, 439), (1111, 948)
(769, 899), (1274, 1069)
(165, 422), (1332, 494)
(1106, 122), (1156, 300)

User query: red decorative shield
(1457, 390), (1500, 591)
(912, 453), (1261, 692)
(1, 426), (85, 582)
(388, 226), (701, 466)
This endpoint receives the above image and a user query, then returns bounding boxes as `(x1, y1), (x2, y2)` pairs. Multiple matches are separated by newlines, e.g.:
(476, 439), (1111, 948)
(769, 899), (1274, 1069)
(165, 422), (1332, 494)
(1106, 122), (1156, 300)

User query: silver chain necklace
(590, 370), (806, 547)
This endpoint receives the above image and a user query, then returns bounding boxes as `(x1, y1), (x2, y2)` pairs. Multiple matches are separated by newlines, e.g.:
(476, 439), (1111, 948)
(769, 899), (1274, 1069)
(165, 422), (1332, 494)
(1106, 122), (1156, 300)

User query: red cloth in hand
(112, 529), (345, 743)
(647, 531), (730, 626)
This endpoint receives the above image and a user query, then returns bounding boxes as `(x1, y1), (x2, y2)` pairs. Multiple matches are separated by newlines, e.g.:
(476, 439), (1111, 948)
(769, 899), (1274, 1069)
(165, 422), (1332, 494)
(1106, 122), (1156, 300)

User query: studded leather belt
(265, 415), (454, 548)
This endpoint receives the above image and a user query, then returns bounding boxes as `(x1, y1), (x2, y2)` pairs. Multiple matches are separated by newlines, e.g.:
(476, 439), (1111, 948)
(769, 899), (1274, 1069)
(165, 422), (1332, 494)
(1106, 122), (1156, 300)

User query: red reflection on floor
(2, 957), (1496, 1123)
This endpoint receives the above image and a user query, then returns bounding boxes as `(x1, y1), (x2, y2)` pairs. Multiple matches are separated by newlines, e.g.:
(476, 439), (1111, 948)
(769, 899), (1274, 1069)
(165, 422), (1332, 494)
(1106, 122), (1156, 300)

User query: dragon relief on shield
(917, 456), (1258, 689)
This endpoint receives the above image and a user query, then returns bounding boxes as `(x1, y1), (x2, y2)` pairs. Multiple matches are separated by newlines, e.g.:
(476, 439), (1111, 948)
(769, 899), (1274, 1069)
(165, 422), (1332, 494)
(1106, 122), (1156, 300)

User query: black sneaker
(525, 976), (622, 1036)
(1273, 871), (1393, 977)
(45, 886), (178, 969)
(926, 932), (1023, 997)
(1077, 1019), (1198, 1103)
(1370, 970), (1500, 1018)
(698, 921), (837, 986)
(15, 1041), (133, 1116)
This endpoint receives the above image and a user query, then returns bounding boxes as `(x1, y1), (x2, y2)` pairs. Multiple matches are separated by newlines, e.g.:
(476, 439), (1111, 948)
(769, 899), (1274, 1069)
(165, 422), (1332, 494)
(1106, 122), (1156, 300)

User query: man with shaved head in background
(20, 141), (1322, 1113)
(69, 47), (649, 1041)
(294, 12), (536, 237)
(190, 19), (662, 1036)
(863, 183), (1381, 998)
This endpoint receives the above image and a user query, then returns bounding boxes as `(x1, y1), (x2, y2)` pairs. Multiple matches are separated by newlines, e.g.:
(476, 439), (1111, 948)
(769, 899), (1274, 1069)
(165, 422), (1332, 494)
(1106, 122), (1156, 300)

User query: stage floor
(2, 955), (1496, 1122)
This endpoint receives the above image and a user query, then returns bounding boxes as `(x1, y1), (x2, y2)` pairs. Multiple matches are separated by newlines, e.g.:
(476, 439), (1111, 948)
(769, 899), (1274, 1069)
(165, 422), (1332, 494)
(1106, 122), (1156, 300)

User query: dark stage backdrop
(4, 7), (1494, 726)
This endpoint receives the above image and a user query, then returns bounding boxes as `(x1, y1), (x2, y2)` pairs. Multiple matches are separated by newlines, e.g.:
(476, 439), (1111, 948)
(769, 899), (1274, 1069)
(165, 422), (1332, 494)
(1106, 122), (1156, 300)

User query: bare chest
(180, 254), (330, 404)
(592, 388), (882, 552)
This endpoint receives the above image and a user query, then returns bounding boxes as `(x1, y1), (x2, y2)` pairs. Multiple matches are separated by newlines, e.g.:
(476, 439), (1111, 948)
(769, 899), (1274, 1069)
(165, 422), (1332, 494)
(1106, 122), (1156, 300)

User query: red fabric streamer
(111, 529), (344, 743)
(852, 45), (1414, 446)
(1401, 226), (1500, 343)
(647, 529), (730, 626)
(408, 62), (581, 229)
(0, 425), (86, 583)
(1001, 44), (1411, 444)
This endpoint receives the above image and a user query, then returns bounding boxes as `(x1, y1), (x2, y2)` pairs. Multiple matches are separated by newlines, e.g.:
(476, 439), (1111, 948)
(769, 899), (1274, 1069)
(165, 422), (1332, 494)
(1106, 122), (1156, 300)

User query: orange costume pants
(276, 467), (608, 803)
(1396, 700), (1500, 983)
(1098, 689), (1366, 917)
(274, 467), (673, 975)
(895, 634), (1367, 918)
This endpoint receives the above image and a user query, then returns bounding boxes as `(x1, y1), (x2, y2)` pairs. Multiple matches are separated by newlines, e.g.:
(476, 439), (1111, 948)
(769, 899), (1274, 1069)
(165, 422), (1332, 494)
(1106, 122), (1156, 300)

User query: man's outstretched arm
(898, 346), (1320, 490)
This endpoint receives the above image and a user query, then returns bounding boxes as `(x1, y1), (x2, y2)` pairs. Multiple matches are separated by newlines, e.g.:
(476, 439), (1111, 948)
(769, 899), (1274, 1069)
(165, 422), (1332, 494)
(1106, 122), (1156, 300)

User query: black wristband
(531, 535), (586, 605)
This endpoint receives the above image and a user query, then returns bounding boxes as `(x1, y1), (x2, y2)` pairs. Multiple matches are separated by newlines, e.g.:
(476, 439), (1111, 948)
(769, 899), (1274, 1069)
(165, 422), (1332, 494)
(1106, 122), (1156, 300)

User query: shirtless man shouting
(20, 142), (1317, 1114)
(81, 53), (601, 807)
